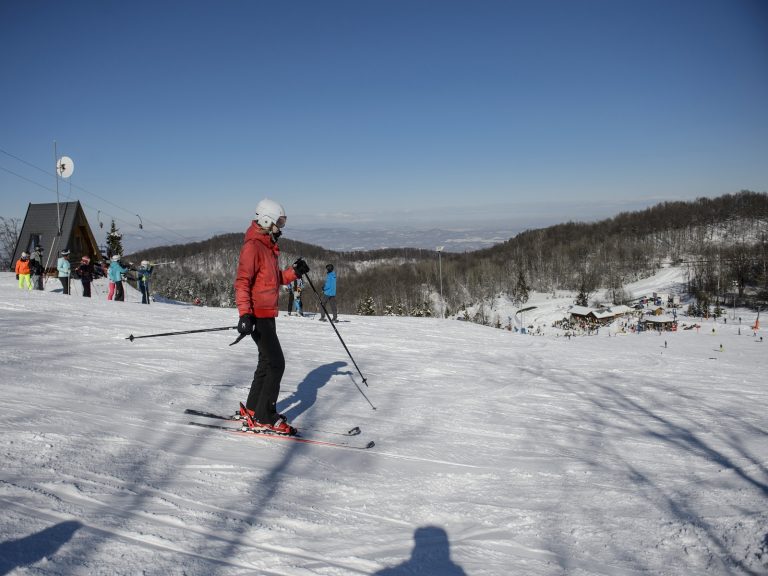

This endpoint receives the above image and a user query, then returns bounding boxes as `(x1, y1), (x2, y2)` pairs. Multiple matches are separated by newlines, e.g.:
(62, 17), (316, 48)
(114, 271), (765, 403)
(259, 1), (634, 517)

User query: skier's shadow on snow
(277, 361), (351, 421)
(0, 521), (82, 575)
(372, 525), (467, 575)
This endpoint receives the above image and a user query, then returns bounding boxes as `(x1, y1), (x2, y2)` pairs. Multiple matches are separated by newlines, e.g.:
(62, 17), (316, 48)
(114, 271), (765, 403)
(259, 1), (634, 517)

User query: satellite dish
(56, 156), (74, 178)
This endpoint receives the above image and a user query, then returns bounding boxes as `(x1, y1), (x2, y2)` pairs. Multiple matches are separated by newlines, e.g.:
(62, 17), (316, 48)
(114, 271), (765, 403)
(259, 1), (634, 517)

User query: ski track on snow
(1, 273), (767, 575)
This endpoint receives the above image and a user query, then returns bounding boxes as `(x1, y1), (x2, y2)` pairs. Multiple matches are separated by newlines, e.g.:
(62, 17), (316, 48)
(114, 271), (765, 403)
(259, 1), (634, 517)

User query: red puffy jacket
(234, 223), (298, 318)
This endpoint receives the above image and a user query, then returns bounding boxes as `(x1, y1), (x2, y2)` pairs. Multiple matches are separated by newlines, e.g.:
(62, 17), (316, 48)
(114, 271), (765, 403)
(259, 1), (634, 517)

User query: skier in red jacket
(234, 198), (310, 435)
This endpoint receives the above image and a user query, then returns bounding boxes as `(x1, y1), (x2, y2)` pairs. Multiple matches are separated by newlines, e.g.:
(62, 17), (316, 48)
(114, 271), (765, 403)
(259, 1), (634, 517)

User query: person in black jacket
(75, 255), (94, 297)
(29, 246), (44, 290)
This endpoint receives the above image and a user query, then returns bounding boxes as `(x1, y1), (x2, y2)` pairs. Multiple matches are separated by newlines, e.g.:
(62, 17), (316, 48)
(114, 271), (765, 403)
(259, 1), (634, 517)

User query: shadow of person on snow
(277, 361), (350, 421)
(0, 520), (82, 575)
(372, 525), (468, 575)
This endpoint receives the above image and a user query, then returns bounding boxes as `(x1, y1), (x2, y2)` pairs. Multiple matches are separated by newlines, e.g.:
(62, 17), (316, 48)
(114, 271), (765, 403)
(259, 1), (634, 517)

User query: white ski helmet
(141, 260), (149, 267)
(254, 198), (286, 230)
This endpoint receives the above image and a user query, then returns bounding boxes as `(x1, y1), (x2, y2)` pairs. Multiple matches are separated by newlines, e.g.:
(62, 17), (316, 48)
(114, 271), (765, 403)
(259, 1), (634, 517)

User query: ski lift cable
(1, 162), (185, 247)
(0, 164), (53, 191)
(58, 191), (187, 247)
(0, 147), (195, 243)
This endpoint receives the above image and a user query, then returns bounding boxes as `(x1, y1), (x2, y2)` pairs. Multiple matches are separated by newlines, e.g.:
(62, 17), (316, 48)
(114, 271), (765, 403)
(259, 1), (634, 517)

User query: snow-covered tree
(357, 296), (376, 316)
(575, 283), (590, 307)
(106, 220), (123, 258)
(0, 216), (21, 268)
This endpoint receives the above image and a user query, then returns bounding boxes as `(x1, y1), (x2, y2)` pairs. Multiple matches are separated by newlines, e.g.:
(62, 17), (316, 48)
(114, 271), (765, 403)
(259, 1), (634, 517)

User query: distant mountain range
(119, 224), (521, 255)
(286, 226), (520, 252)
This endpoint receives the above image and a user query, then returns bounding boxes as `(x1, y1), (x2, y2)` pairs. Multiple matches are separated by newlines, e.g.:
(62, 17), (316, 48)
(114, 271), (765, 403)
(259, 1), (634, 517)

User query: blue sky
(1, 0), (767, 249)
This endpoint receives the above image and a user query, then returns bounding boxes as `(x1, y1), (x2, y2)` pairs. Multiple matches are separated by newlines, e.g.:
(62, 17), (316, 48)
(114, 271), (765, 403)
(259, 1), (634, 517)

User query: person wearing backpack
(29, 246), (44, 290)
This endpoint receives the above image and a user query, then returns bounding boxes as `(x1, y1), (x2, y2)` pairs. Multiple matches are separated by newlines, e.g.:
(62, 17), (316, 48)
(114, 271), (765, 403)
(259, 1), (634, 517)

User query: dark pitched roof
(11, 201), (100, 270)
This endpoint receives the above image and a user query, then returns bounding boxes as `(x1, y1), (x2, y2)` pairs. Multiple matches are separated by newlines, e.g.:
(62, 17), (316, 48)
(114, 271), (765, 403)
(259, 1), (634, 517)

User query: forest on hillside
(128, 191), (768, 321)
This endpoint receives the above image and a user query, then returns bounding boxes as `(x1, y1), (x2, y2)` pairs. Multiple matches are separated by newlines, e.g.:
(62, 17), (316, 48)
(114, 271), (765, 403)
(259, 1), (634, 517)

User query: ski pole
(303, 272), (371, 389)
(126, 326), (236, 342)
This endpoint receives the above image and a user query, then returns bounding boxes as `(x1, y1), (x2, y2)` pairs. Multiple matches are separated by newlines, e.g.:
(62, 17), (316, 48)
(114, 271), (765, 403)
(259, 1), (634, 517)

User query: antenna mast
(54, 141), (61, 235)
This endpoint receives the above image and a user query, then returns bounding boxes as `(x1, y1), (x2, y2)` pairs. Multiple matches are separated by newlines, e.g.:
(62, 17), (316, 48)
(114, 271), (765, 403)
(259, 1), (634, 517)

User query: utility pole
(436, 246), (444, 318)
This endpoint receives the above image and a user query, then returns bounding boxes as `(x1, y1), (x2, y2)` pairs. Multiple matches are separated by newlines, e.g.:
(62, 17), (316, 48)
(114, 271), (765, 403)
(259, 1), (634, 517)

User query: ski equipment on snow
(126, 325), (237, 341)
(187, 421), (375, 450)
(184, 408), (362, 437)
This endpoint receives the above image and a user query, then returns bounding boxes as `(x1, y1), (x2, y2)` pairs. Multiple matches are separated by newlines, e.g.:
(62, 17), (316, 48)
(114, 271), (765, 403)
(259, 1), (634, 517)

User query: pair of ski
(185, 407), (375, 450)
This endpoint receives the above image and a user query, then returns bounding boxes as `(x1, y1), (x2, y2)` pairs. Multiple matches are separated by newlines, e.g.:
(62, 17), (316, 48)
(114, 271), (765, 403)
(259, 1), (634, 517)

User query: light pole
(732, 280), (738, 320)
(436, 246), (444, 318)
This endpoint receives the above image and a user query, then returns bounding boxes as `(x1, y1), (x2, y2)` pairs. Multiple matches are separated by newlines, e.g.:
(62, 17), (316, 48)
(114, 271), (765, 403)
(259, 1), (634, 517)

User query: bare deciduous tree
(0, 216), (21, 270)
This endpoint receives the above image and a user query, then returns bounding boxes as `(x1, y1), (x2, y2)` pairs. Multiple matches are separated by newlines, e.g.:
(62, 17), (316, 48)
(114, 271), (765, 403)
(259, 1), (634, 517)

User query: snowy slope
(0, 271), (766, 575)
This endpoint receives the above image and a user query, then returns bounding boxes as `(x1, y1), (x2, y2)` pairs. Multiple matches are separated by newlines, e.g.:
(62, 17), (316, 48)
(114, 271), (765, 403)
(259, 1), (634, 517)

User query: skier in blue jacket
(319, 264), (338, 322)
(57, 249), (71, 295)
(108, 255), (129, 302)
(136, 260), (153, 304)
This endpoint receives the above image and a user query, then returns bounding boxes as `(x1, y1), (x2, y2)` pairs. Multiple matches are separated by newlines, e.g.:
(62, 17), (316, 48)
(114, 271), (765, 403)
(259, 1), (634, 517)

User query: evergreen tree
(514, 269), (530, 305)
(106, 220), (123, 258)
(575, 282), (590, 307)
(356, 295), (376, 316)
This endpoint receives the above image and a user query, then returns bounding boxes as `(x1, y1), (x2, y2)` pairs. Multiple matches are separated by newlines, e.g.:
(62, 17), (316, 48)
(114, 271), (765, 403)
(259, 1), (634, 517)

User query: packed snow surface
(1, 270), (766, 575)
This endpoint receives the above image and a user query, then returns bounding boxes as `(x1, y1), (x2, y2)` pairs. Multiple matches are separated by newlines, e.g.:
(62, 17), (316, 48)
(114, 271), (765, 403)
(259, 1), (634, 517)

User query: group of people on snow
(284, 264), (337, 321)
(14, 245), (46, 291)
(15, 248), (153, 303)
(103, 255), (154, 303)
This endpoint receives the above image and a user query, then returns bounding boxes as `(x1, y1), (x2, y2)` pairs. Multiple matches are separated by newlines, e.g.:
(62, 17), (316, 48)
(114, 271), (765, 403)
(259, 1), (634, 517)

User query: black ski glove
(16, 274), (19, 280)
(237, 314), (256, 335)
(293, 258), (310, 276)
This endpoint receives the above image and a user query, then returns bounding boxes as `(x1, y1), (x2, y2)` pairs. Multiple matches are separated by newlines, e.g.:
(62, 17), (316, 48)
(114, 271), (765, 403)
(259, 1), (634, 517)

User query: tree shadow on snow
(0, 521), (82, 575)
(550, 367), (768, 575)
(277, 361), (351, 421)
(371, 526), (467, 575)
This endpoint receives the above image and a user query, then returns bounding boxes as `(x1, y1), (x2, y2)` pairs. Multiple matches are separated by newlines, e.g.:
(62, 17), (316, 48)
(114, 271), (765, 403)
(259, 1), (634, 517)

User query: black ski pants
(139, 281), (150, 304)
(114, 281), (124, 301)
(246, 317), (285, 425)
